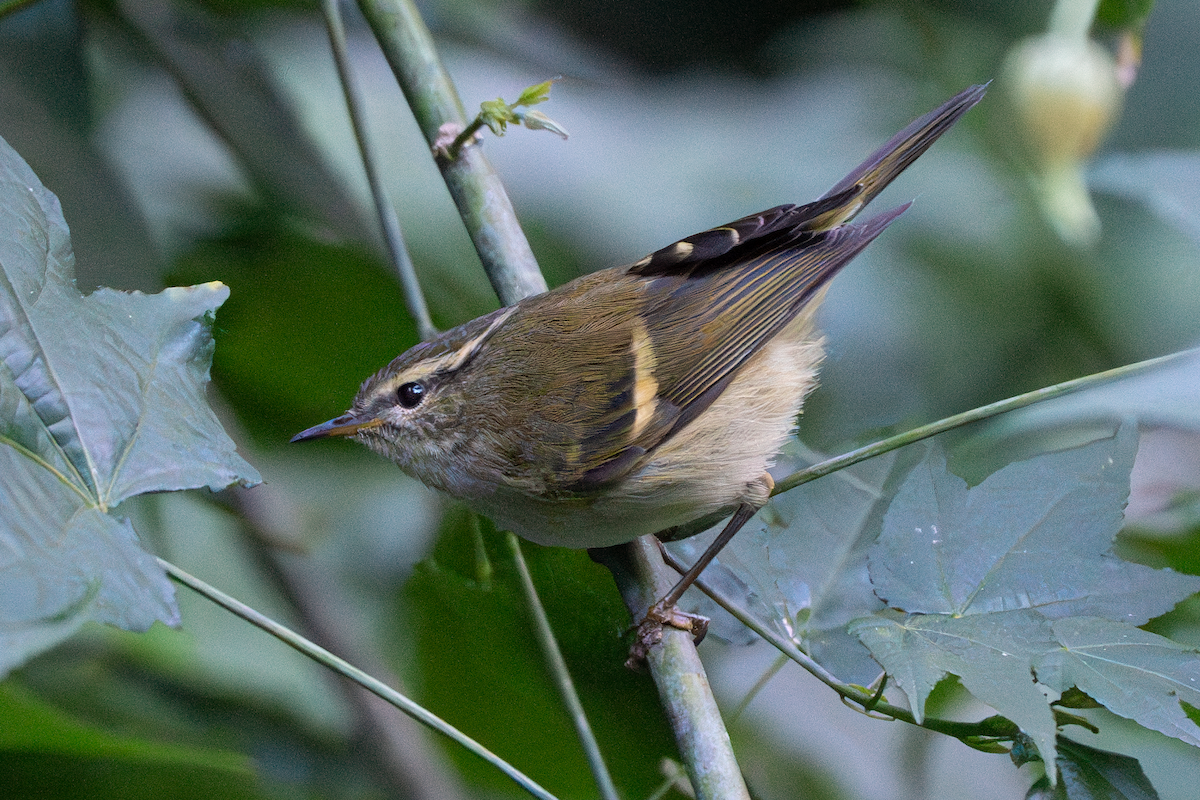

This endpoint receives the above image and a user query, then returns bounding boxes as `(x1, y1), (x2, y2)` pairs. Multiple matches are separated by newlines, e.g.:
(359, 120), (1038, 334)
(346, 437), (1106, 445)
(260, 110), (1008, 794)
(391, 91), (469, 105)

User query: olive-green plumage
(294, 84), (986, 550)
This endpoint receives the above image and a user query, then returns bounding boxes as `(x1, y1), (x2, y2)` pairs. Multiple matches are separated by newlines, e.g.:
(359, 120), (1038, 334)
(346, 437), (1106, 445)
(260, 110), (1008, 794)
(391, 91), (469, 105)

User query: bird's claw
(625, 601), (710, 669)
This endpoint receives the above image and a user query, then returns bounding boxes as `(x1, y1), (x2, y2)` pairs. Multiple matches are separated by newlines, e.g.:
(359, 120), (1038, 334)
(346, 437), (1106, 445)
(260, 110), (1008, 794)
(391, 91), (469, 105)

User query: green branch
(321, 0), (436, 340)
(355, 0), (547, 305)
(593, 541), (751, 800)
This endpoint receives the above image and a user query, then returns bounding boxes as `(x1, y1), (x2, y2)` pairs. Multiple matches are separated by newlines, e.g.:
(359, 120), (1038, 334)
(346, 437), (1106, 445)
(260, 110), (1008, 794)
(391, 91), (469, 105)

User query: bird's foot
(625, 600), (709, 670)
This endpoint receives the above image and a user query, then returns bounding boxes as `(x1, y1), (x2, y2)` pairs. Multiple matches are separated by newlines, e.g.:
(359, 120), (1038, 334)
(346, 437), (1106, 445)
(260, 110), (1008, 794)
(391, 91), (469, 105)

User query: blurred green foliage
(404, 511), (678, 797)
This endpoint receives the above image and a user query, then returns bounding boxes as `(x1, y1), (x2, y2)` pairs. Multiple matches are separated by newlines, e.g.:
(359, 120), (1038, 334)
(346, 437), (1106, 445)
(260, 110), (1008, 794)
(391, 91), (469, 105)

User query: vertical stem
(507, 534), (620, 800)
(355, 0), (469, 142)
(595, 539), (751, 800)
(356, 0), (547, 305)
(322, 0), (436, 340)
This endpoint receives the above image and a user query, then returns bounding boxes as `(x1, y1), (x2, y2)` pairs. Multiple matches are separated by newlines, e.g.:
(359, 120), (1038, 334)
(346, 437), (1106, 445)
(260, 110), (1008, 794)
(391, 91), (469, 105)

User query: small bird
(294, 84), (985, 621)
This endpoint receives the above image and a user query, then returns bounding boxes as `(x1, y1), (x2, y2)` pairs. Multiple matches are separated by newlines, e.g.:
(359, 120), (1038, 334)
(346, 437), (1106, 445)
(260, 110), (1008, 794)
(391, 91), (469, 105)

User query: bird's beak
(291, 412), (382, 442)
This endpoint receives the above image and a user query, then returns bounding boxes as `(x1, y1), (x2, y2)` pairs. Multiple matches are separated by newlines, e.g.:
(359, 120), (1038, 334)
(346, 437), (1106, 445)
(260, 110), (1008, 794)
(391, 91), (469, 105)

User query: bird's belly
(473, 474), (740, 549)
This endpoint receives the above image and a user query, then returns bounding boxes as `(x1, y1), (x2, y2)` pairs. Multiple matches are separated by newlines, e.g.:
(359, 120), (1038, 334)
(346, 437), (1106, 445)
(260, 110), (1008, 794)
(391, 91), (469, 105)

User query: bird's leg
(628, 474), (772, 664)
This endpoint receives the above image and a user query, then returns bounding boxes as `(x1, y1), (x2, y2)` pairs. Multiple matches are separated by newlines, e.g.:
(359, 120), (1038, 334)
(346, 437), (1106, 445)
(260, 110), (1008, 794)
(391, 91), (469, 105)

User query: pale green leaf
(849, 425), (1200, 764)
(849, 609), (1060, 763)
(871, 426), (1200, 624)
(0, 133), (260, 676)
(1036, 617), (1200, 747)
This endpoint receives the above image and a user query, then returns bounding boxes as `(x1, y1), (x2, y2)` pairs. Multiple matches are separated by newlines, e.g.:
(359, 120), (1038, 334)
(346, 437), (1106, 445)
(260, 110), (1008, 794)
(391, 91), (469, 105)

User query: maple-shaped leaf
(1035, 617), (1200, 748)
(0, 134), (261, 676)
(850, 610), (1059, 731)
(870, 425), (1198, 623)
(850, 425), (1200, 770)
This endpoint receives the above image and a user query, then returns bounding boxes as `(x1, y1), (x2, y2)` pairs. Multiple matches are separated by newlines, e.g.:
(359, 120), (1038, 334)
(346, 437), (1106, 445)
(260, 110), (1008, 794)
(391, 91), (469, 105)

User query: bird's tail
(801, 82), (989, 232)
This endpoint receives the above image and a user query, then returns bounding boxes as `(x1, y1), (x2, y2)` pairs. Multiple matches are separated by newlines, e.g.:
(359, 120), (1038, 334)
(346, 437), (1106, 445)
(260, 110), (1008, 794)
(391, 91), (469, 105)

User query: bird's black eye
(397, 381), (425, 409)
